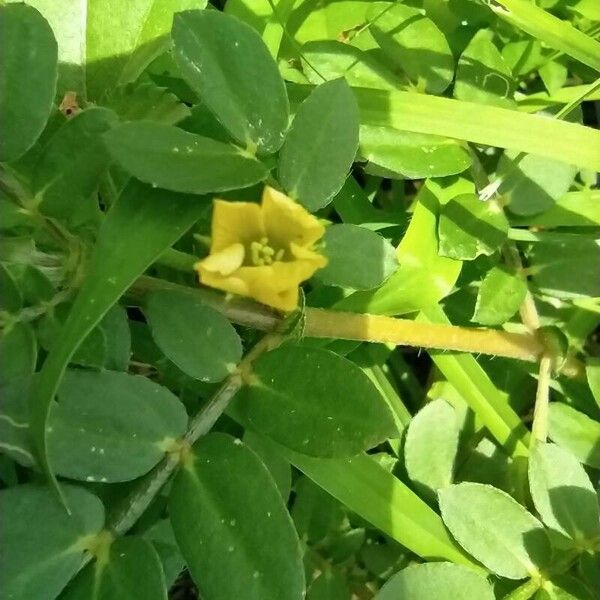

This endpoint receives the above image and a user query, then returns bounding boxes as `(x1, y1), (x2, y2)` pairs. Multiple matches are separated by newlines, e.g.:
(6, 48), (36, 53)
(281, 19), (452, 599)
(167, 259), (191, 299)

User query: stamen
(249, 237), (282, 266)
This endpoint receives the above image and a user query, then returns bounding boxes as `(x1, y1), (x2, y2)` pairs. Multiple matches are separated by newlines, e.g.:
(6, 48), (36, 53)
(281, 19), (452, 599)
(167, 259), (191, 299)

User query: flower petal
(211, 200), (265, 253)
(262, 186), (325, 249)
(196, 243), (245, 276)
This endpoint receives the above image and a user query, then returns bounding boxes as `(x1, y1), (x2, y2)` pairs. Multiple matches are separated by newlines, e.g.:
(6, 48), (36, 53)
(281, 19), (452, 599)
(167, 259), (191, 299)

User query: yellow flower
(195, 186), (327, 311)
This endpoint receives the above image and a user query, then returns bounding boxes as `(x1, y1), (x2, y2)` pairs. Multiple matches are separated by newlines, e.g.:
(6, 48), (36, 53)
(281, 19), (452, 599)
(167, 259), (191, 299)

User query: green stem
(503, 578), (542, 600)
(531, 354), (553, 446)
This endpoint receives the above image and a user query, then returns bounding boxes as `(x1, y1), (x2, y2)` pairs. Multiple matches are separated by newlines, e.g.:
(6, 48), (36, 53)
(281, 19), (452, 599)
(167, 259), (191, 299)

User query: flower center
(249, 237), (284, 266)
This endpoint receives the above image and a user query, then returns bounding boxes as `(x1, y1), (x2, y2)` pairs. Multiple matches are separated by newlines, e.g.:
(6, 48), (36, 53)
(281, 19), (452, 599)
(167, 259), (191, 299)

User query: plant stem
(502, 577), (542, 600)
(531, 354), (553, 446)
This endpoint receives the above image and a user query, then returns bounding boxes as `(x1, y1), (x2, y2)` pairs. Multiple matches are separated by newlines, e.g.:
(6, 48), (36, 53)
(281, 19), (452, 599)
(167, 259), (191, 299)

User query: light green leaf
(279, 79), (359, 211)
(472, 266), (527, 326)
(104, 121), (268, 194)
(172, 10), (289, 154)
(548, 403), (600, 468)
(438, 193), (508, 260)
(587, 360), (600, 408)
(0, 483), (104, 600)
(369, 3), (454, 94)
(454, 29), (515, 109)
(375, 562), (495, 600)
(169, 433), (305, 600)
(0, 4), (57, 162)
(338, 181), (461, 315)
(316, 224), (397, 290)
(360, 127), (471, 179)
(301, 40), (399, 90)
(104, 82), (191, 125)
(29, 180), (206, 498)
(61, 537), (167, 600)
(405, 400), (459, 502)
(529, 442), (600, 546)
(279, 449), (478, 567)
(34, 107), (118, 225)
(233, 344), (395, 457)
(86, 0), (206, 101)
(47, 369), (188, 482)
(499, 151), (577, 217)
(439, 482), (551, 579)
(145, 289), (242, 382)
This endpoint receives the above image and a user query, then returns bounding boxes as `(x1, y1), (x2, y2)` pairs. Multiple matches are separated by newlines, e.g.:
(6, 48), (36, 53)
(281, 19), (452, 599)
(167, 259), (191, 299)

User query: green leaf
(172, 10), (289, 154)
(301, 40), (399, 90)
(490, 0), (600, 73)
(438, 194), (508, 261)
(145, 289), (242, 382)
(307, 570), (351, 600)
(338, 181), (461, 315)
(279, 79), (359, 211)
(143, 519), (185, 589)
(100, 304), (131, 371)
(104, 121), (269, 194)
(0, 4), (57, 162)
(548, 403), (600, 468)
(61, 537), (167, 600)
(29, 180), (206, 497)
(587, 359), (600, 408)
(369, 3), (454, 94)
(103, 82), (191, 125)
(349, 87), (600, 172)
(536, 574), (597, 600)
(233, 344), (395, 457)
(529, 442), (600, 546)
(243, 430), (292, 501)
(404, 400), (459, 502)
(499, 151), (577, 216)
(529, 236), (600, 299)
(0, 322), (37, 387)
(375, 562), (495, 600)
(169, 433), (305, 600)
(439, 482), (551, 579)
(34, 107), (118, 224)
(454, 30), (515, 109)
(0, 483), (104, 600)
(472, 266), (527, 326)
(0, 262), (22, 312)
(316, 224), (397, 290)
(47, 369), (187, 482)
(279, 450), (478, 567)
(86, 0), (206, 101)
(360, 127), (471, 180)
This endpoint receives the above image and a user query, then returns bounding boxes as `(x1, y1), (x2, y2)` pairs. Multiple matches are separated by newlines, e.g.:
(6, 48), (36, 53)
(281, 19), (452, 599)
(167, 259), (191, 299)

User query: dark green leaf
(279, 79), (359, 211)
(375, 562), (495, 600)
(172, 10), (289, 154)
(0, 4), (57, 161)
(29, 180), (206, 496)
(0, 483), (104, 600)
(34, 107), (118, 224)
(233, 344), (395, 457)
(472, 266), (527, 326)
(47, 369), (188, 482)
(100, 304), (131, 371)
(307, 570), (351, 600)
(316, 224), (397, 290)
(529, 441), (600, 546)
(548, 403), (600, 468)
(61, 537), (167, 600)
(536, 574), (597, 600)
(169, 433), (305, 600)
(0, 262), (22, 312)
(145, 289), (242, 382)
(439, 482), (551, 579)
(104, 121), (268, 194)
(0, 322), (36, 386)
(438, 194), (508, 260)
(587, 359), (600, 409)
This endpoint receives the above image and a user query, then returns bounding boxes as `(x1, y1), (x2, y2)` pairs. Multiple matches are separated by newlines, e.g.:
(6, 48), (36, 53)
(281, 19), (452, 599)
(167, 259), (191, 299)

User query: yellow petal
(211, 200), (265, 253)
(195, 243), (244, 276)
(262, 186), (325, 249)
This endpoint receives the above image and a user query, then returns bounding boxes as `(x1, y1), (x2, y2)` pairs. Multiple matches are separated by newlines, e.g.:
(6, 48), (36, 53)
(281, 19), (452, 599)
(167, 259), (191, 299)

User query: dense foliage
(0, 1), (599, 599)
